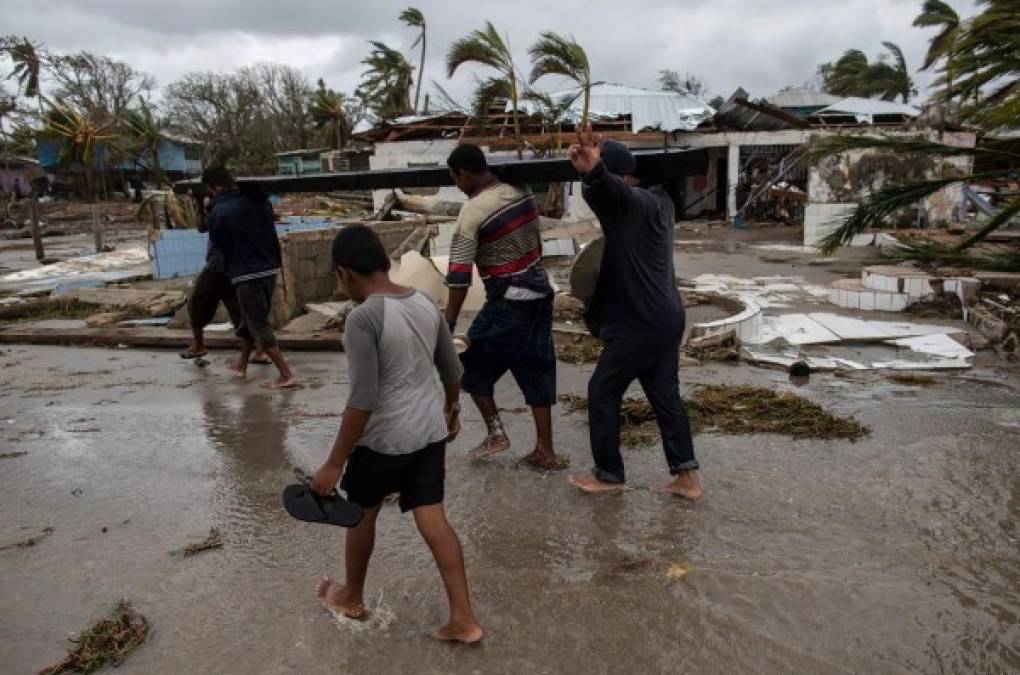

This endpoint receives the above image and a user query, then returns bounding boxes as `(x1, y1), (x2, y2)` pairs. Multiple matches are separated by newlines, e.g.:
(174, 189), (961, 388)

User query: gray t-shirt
(343, 289), (462, 454)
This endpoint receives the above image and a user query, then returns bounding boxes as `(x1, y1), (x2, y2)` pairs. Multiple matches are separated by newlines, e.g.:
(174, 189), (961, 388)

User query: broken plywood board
(884, 333), (974, 360)
(752, 314), (841, 345)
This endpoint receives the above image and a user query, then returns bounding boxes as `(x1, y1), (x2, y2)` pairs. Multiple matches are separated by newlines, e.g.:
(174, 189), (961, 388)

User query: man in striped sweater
(443, 144), (564, 471)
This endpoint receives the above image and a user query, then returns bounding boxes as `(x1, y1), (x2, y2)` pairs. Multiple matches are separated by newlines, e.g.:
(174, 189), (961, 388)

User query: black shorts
(340, 441), (446, 513)
(235, 275), (278, 348)
(188, 266), (241, 329)
(461, 351), (556, 407)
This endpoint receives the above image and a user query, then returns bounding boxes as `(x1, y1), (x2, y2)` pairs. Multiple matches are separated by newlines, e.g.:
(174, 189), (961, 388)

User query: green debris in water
(39, 601), (150, 674)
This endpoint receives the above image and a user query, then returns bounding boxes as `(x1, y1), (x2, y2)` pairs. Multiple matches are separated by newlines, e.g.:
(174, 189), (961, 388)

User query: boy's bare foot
(180, 346), (207, 359)
(569, 473), (624, 493)
(249, 351), (271, 365)
(433, 619), (484, 644)
(227, 362), (247, 379)
(262, 375), (301, 390)
(468, 433), (510, 461)
(656, 471), (703, 500)
(517, 448), (569, 471)
(316, 577), (366, 620)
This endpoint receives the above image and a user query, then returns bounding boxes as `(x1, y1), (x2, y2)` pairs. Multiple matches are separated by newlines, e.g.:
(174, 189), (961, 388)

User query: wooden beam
(0, 326), (343, 351)
(174, 148), (708, 195)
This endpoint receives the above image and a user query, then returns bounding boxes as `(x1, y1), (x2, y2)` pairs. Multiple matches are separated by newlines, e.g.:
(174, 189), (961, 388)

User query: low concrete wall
(269, 221), (433, 326)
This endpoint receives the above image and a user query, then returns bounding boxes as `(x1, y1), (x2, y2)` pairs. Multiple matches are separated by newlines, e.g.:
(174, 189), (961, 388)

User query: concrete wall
(271, 228), (340, 327)
(269, 220), (432, 326)
(805, 129), (977, 246)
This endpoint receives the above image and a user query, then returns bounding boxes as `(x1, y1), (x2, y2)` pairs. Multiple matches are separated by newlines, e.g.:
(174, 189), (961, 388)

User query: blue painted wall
(37, 137), (201, 174)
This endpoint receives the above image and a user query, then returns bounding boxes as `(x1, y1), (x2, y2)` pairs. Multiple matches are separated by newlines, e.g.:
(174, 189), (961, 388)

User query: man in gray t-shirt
(311, 225), (483, 644)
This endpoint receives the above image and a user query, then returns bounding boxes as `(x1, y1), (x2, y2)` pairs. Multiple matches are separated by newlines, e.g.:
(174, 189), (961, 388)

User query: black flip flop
(282, 469), (363, 528)
(180, 348), (208, 359)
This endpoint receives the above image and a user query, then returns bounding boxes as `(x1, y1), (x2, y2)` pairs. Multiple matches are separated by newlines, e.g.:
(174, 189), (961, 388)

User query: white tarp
(814, 97), (921, 124)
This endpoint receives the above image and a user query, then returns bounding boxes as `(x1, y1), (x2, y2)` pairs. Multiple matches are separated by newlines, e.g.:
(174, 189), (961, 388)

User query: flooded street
(1, 344), (1017, 674)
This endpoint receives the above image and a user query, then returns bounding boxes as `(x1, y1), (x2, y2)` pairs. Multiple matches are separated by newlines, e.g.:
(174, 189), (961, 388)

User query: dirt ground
(1, 344), (1018, 674)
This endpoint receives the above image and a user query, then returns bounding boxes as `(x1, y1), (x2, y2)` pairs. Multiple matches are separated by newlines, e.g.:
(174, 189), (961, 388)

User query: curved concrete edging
(690, 292), (763, 341)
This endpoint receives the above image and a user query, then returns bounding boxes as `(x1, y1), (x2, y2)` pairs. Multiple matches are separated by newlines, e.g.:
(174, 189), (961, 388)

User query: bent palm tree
(357, 41), (414, 119)
(819, 44), (915, 102)
(914, 0), (961, 103)
(447, 21), (524, 158)
(310, 79), (352, 150)
(3, 37), (46, 118)
(43, 101), (119, 200)
(528, 32), (592, 128)
(400, 7), (427, 114)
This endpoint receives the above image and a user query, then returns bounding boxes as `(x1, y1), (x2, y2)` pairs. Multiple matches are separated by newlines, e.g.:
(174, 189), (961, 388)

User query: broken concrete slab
(0, 245), (151, 295)
(57, 287), (186, 317)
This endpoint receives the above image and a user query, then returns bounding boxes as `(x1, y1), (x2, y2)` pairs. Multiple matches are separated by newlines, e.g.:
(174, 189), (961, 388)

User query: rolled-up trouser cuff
(669, 460), (700, 475)
(592, 466), (625, 484)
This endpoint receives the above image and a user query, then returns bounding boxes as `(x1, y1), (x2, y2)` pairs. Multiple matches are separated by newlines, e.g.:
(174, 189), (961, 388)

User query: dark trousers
(188, 266), (241, 330)
(588, 334), (698, 483)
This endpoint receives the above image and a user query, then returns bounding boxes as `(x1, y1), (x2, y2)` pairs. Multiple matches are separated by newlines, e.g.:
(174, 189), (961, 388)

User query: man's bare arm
(445, 287), (469, 332)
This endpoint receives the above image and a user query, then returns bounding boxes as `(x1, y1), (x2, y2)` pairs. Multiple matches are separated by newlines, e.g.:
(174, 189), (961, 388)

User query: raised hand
(567, 122), (602, 175)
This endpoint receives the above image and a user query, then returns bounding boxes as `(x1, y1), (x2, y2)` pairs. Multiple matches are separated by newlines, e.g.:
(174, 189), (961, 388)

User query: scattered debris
(906, 294), (962, 320)
(0, 451), (28, 459)
(552, 294), (585, 322)
(176, 528), (223, 557)
(0, 299), (100, 323)
(559, 384), (869, 445)
(665, 563), (692, 580)
(39, 601), (150, 675)
(554, 332), (603, 364)
(0, 527), (54, 552)
(887, 373), (941, 387)
(683, 330), (739, 362)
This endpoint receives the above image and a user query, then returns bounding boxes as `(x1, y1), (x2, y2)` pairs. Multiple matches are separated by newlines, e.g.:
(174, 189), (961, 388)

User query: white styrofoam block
(860, 292), (876, 311)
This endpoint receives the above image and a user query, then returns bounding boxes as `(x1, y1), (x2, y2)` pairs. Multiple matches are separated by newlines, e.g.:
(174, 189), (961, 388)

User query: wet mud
(1, 340), (1018, 674)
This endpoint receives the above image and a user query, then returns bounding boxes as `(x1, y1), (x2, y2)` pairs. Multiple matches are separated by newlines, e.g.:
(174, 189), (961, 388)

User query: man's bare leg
(229, 338), (254, 378)
(413, 504), (483, 644)
(656, 470), (704, 500)
(517, 406), (567, 470)
(260, 344), (300, 389)
(467, 394), (509, 460)
(318, 506), (380, 619)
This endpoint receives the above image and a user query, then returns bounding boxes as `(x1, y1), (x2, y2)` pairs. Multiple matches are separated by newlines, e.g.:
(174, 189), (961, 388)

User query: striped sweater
(446, 182), (552, 301)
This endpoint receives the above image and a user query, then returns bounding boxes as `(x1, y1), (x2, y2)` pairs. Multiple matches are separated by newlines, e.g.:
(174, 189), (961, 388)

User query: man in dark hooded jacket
(202, 166), (299, 389)
(566, 126), (702, 499)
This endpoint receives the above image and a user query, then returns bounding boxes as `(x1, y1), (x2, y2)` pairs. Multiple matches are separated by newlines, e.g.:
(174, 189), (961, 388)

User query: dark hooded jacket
(206, 188), (281, 284)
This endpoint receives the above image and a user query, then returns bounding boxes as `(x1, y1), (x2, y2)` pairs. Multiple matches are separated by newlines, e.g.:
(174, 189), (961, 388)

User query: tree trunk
(92, 203), (104, 253)
(29, 194), (44, 261)
(582, 82), (591, 129)
(414, 29), (426, 114)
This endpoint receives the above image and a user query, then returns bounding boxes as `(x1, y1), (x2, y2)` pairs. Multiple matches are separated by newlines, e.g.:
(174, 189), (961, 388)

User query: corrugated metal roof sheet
(765, 89), (839, 109)
(516, 83), (715, 132)
(814, 97), (921, 124)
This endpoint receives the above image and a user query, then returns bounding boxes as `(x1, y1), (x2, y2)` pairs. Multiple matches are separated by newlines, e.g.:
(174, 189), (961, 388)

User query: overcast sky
(3, 0), (979, 105)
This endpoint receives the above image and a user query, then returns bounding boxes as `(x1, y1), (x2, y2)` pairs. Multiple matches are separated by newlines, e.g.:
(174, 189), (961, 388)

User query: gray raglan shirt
(343, 289), (462, 454)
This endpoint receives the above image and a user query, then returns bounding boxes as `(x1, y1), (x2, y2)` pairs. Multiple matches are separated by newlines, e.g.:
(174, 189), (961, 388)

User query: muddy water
(1, 346), (1018, 674)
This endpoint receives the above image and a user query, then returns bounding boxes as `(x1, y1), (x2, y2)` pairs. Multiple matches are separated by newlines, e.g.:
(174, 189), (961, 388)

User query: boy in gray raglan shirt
(311, 225), (483, 644)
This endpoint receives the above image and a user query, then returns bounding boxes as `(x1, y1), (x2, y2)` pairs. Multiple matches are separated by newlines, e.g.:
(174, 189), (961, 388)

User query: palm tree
(913, 0), (962, 104)
(356, 41), (414, 119)
(528, 32), (592, 128)
(399, 8), (427, 114)
(819, 44), (916, 102)
(946, 0), (1019, 129)
(3, 37), (46, 118)
(310, 79), (351, 150)
(122, 97), (169, 186)
(872, 42), (916, 103)
(43, 101), (119, 200)
(447, 21), (524, 158)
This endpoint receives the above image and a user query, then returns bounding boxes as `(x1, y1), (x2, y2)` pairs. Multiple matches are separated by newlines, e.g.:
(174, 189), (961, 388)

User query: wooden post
(92, 204), (104, 253)
(29, 195), (44, 261)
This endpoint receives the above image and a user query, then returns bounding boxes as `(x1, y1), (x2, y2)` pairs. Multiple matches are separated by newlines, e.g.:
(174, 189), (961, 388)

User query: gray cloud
(3, 0), (979, 104)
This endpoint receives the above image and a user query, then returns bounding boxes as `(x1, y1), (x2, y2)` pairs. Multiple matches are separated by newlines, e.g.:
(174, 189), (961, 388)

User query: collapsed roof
(514, 83), (716, 133)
